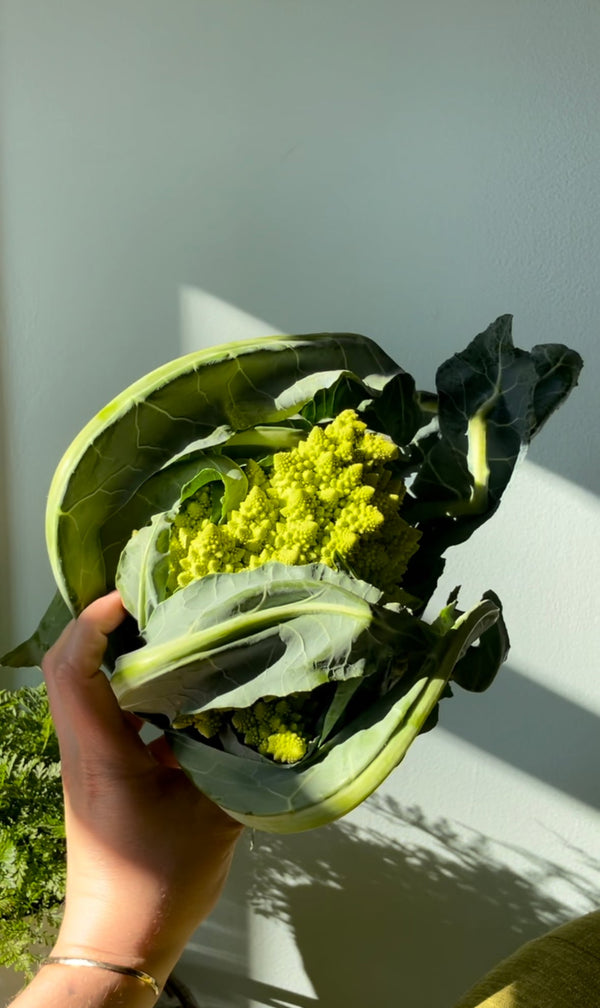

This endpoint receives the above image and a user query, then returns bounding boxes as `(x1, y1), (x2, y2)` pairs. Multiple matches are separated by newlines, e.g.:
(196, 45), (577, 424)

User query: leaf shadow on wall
(246, 797), (600, 1008)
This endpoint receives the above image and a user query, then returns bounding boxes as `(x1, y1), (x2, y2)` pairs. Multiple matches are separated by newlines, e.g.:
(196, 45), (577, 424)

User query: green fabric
(452, 912), (600, 1008)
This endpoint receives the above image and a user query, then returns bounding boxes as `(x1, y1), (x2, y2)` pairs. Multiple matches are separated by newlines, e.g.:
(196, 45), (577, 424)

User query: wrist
(52, 890), (187, 990)
(50, 935), (182, 996)
(12, 960), (157, 1008)
(44, 958), (159, 997)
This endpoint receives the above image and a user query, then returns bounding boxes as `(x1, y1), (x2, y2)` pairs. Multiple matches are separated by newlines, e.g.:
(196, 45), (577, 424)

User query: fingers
(147, 734), (182, 768)
(43, 592), (153, 772)
(44, 591), (125, 675)
(70, 591), (127, 659)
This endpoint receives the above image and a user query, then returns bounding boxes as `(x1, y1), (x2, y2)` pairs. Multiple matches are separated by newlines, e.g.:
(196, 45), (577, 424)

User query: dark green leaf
(362, 370), (427, 448)
(1, 592), (71, 671)
(529, 343), (584, 435)
(451, 590), (510, 692)
(401, 315), (583, 606)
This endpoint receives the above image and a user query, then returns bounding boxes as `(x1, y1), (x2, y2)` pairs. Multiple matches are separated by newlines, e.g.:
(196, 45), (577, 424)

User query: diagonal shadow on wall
(526, 375), (599, 499)
(244, 799), (600, 1008)
(440, 663), (600, 811)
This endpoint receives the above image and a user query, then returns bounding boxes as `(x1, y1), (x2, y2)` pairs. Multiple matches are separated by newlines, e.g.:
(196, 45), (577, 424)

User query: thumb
(43, 592), (151, 770)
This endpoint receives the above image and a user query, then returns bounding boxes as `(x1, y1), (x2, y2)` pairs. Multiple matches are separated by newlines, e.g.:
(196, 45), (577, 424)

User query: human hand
(41, 591), (243, 991)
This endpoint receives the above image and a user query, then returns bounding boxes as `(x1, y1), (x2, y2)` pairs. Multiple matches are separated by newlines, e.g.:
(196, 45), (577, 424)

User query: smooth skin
(11, 591), (243, 1007)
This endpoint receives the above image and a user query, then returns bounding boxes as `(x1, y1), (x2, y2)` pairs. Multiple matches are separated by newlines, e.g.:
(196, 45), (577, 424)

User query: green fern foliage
(0, 685), (65, 975)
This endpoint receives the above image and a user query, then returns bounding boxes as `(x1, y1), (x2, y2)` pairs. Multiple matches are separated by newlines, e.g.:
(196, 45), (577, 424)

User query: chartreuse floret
(167, 409), (420, 597)
(231, 695), (314, 763)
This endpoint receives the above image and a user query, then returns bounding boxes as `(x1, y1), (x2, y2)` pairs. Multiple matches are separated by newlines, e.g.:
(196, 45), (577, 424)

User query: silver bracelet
(42, 956), (160, 997)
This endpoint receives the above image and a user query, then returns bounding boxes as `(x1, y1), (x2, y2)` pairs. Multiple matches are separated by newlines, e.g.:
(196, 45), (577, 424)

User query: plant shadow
(245, 797), (600, 1008)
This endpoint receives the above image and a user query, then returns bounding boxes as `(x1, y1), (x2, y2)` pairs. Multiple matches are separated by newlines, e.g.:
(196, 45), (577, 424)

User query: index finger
(43, 592), (153, 771)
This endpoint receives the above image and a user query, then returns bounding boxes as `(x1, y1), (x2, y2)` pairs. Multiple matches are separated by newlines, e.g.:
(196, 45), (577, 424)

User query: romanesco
(171, 694), (317, 765)
(171, 708), (224, 739)
(167, 409), (420, 597)
(232, 695), (314, 764)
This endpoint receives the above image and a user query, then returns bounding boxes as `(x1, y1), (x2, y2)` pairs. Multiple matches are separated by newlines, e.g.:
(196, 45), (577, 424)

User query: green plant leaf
(451, 590), (510, 692)
(114, 511), (173, 630)
(114, 453), (249, 629)
(112, 562), (407, 721)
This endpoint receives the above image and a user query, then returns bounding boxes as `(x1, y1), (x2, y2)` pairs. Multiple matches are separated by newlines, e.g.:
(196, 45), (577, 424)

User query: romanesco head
(167, 409), (420, 597)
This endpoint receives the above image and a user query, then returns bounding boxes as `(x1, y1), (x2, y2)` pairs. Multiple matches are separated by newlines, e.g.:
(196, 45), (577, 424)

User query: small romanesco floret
(171, 708), (224, 739)
(231, 694), (314, 764)
(167, 409), (420, 596)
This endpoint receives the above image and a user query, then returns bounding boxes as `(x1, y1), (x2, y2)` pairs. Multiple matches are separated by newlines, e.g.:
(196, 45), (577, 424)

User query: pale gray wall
(1, 2), (599, 1005)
